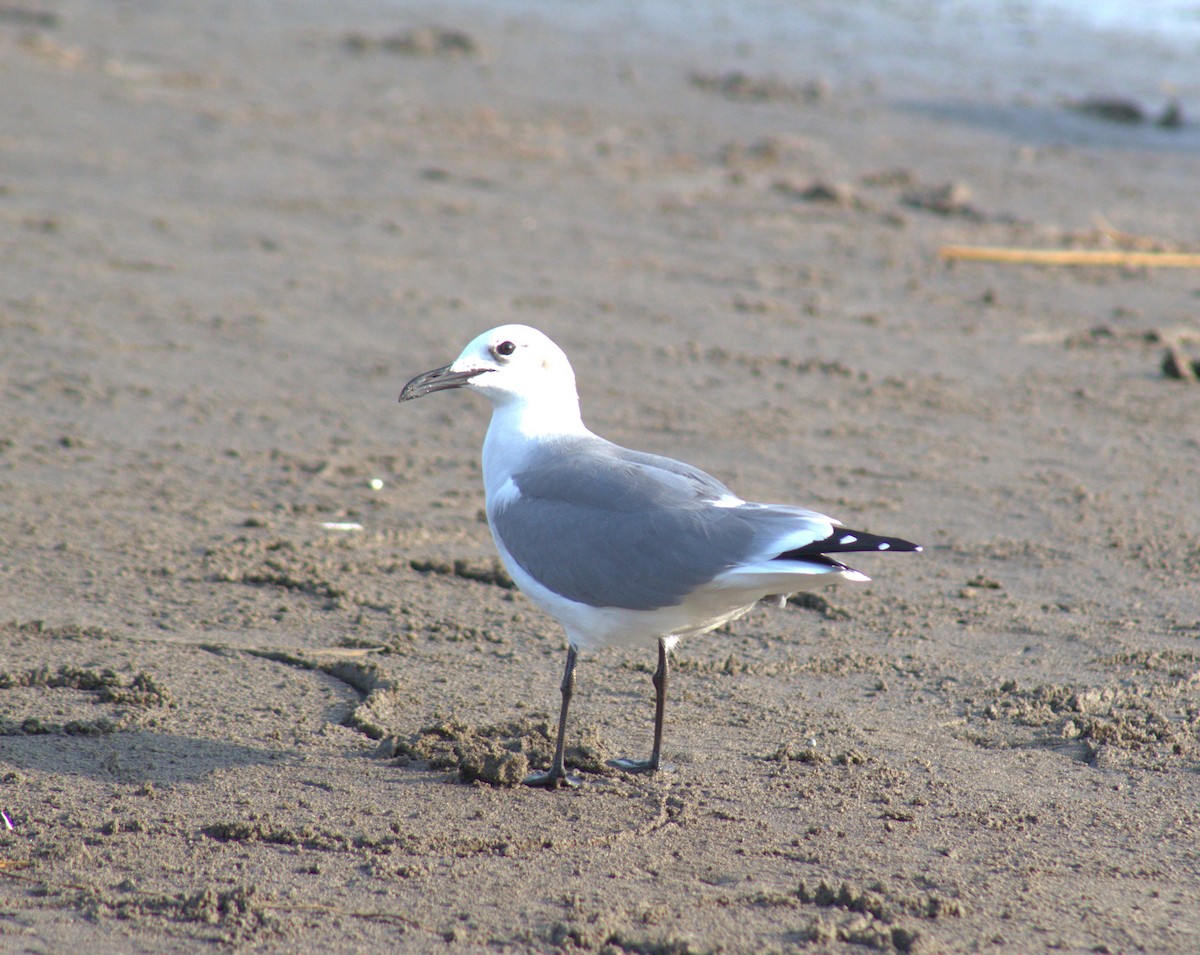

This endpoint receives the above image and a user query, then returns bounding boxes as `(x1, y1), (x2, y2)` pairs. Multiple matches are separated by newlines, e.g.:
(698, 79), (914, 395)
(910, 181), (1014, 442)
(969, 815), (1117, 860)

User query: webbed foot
(523, 768), (581, 789)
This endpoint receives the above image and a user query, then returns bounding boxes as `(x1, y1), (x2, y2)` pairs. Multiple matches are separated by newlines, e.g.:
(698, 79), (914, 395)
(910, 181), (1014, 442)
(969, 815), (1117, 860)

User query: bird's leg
(524, 644), (581, 789)
(609, 636), (672, 775)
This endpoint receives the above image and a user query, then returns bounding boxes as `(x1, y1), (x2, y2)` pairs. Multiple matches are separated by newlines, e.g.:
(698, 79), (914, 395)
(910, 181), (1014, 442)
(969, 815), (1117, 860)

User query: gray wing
(490, 439), (830, 611)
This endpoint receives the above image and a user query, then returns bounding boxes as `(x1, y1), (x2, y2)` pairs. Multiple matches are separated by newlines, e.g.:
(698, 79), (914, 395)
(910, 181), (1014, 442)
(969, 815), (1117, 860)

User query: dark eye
(495, 340), (516, 357)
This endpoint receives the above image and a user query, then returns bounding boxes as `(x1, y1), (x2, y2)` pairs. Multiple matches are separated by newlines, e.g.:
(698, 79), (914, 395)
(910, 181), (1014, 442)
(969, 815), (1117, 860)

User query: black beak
(399, 364), (491, 402)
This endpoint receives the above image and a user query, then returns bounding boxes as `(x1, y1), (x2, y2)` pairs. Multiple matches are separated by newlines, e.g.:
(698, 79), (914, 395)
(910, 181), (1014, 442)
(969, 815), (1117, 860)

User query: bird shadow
(0, 728), (286, 785)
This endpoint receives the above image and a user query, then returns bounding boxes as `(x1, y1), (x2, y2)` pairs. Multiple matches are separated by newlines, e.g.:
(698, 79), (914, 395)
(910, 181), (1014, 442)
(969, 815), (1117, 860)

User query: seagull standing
(400, 325), (920, 788)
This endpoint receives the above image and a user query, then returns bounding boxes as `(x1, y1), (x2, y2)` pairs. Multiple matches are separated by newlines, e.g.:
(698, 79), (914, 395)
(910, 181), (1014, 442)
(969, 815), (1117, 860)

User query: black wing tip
(880, 538), (922, 553)
(777, 529), (922, 561)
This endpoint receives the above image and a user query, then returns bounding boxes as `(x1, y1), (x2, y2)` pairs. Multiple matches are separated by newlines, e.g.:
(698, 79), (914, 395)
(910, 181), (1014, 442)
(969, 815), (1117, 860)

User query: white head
(400, 325), (583, 433)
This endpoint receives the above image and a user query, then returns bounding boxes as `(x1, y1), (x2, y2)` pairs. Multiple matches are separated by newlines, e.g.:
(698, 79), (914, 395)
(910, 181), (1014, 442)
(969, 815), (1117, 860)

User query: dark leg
(608, 637), (671, 774)
(525, 644), (581, 788)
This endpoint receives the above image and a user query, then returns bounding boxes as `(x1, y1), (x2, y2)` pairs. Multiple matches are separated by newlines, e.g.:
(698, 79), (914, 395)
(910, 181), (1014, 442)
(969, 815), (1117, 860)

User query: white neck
(481, 393), (589, 493)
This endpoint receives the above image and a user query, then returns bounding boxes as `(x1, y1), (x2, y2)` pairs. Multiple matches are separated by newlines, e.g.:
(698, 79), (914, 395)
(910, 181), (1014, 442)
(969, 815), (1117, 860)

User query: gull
(399, 325), (920, 788)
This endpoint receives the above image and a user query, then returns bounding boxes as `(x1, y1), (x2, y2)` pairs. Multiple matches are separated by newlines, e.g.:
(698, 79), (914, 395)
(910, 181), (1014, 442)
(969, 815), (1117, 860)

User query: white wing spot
(878, 542), (890, 550)
(839, 534), (858, 545)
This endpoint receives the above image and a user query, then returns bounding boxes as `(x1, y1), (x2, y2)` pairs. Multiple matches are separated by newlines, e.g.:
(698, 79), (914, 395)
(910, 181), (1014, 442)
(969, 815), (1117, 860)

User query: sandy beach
(3, 1), (1200, 951)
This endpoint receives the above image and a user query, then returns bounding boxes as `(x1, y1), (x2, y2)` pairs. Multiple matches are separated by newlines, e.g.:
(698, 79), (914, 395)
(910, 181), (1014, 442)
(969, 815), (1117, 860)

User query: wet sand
(2, 2), (1200, 951)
